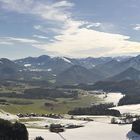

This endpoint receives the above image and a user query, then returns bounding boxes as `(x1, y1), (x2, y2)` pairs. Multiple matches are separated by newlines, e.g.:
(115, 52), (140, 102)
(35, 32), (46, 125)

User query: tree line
(0, 119), (46, 140)
(0, 119), (28, 140)
(0, 88), (78, 99)
(118, 94), (140, 105)
(68, 103), (121, 116)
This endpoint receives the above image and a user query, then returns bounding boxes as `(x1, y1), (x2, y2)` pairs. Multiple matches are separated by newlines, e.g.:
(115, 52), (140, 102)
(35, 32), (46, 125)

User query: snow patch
(0, 61), (3, 64)
(98, 92), (124, 106)
(62, 57), (72, 63)
(28, 121), (134, 140)
(47, 68), (52, 72)
(24, 64), (31, 67)
(55, 57), (72, 64)
(112, 104), (140, 115)
(0, 110), (18, 121)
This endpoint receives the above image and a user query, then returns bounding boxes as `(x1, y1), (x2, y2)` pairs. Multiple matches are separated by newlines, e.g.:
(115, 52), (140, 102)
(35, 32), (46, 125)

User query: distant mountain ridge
(15, 55), (131, 74)
(107, 67), (140, 81)
(0, 54), (139, 84)
(56, 65), (105, 85)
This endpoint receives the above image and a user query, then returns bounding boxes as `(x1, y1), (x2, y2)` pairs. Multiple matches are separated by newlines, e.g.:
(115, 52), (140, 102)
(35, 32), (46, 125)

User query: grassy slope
(0, 95), (102, 114)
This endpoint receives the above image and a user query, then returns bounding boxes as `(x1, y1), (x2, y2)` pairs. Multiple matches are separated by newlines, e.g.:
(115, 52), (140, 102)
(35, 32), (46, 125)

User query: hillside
(107, 67), (140, 81)
(0, 58), (22, 80)
(56, 65), (104, 85)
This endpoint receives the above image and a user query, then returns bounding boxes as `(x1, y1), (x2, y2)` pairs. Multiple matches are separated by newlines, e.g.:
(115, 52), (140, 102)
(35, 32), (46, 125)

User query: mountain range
(0, 55), (140, 84)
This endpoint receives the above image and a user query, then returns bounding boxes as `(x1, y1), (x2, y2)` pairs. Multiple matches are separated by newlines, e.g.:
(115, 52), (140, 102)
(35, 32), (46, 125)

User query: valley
(0, 55), (140, 139)
(0, 91), (139, 140)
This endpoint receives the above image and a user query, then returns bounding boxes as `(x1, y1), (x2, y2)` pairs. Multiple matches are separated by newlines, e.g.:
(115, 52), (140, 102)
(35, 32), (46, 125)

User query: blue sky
(0, 0), (140, 59)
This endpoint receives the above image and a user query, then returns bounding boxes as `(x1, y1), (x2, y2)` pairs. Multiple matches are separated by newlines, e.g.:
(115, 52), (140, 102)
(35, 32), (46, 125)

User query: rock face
(132, 120), (140, 134)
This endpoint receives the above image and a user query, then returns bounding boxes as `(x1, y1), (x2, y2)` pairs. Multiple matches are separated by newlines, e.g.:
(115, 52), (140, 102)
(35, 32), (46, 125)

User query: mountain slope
(94, 55), (140, 78)
(94, 60), (122, 77)
(0, 58), (21, 79)
(120, 55), (140, 71)
(107, 67), (140, 81)
(13, 54), (140, 82)
(15, 55), (73, 75)
(15, 55), (115, 74)
(56, 65), (104, 85)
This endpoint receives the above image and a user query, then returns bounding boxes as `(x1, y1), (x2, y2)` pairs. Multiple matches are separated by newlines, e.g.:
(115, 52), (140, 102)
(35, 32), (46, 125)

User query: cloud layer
(35, 24), (140, 57)
(0, 0), (140, 58)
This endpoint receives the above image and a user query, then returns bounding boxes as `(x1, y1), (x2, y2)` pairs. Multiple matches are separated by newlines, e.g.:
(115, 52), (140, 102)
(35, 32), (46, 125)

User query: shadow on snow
(126, 131), (140, 140)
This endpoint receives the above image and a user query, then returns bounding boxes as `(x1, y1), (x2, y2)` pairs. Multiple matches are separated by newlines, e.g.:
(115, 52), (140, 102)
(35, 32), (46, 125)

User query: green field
(0, 94), (102, 114)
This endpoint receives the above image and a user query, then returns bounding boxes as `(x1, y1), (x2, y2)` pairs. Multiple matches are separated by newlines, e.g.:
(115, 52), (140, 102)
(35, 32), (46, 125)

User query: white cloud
(7, 37), (38, 43)
(33, 25), (63, 34)
(34, 20), (140, 57)
(0, 41), (13, 45)
(33, 25), (48, 34)
(86, 22), (101, 28)
(133, 24), (140, 31)
(0, 37), (38, 44)
(33, 35), (48, 39)
(0, 0), (73, 22)
(52, 1), (74, 8)
(34, 25), (42, 30)
(0, 0), (140, 57)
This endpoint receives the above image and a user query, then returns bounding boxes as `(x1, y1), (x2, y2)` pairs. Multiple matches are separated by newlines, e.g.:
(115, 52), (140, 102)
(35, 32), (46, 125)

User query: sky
(0, 0), (140, 59)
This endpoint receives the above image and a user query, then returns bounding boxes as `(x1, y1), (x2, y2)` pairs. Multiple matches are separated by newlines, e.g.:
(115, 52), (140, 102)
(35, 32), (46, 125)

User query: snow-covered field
(23, 115), (140, 140)
(112, 104), (140, 115)
(97, 92), (124, 105)
(1, 91), (140, 140)
(0, 111), (137, 140)
(0, 109), (18, 121)
(28, 121), (140, 140)
(27, 92), (140, 140)
(24, 117), (86, 128)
